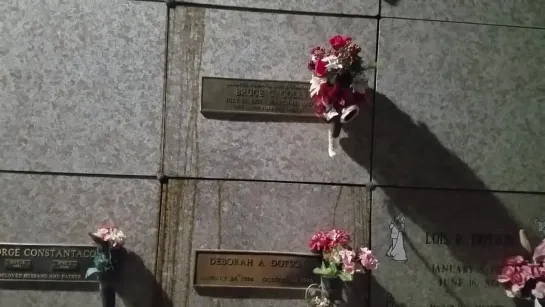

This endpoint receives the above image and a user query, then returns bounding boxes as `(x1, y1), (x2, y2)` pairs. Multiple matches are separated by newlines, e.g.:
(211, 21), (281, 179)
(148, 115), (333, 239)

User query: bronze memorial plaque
(200, 77), (315, 119)
(194, 249), (321, 295)
(0, 243), (98, 282)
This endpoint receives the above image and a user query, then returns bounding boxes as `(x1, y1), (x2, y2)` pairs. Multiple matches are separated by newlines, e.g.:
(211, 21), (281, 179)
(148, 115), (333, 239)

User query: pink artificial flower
(534, 240), (545, 262)
(309, 231), (332, 252)
(327, 229), (351, 246)
(533, 281), (545, 299)
(94, 228), (109, 240)
(497, 257), (532, 295)
(529, 264), (545, 278)
(359, 247), (378, 270)
(343, 262), (356, 274)
(339, 249), (356, 265)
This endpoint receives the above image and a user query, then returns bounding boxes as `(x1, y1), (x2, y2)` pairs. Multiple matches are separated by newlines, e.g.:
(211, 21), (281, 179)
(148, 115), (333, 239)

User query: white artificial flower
(309, 76), (326, 97)
(314, 296), (331, 307)
(322, 55), (343, 71)
(329, 249), (341, 264)
(351, 75), (368, 93)
(110, 229), (126, 246)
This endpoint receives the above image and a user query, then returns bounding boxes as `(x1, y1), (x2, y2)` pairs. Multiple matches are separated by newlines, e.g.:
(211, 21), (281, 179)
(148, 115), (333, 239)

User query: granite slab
(371, 19), (545, 191)
(371, 186), (545, 307)
(0, 0), (166, 175)
(382, 0), (545, 28)
(0, 173), (160, 307)
(164, 8), (376, 184)
(156, 179), (370, 306)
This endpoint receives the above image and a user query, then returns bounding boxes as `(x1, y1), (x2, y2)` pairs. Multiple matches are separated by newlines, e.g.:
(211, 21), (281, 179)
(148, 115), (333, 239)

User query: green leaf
(339, 271), (354, 282)
(313, 267), (323, 275)
(321, 262), (339, 278)
(330, 263), (339, 275)
(85, 268), (100, 279)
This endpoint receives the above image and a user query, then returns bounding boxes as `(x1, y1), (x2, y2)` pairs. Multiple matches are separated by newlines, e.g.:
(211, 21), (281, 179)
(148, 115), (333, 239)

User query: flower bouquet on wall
(498, 230), (545, 306)
(86, 221), (127, 307)
(307, 35), (374, 157)
(306, 229), (378, 307)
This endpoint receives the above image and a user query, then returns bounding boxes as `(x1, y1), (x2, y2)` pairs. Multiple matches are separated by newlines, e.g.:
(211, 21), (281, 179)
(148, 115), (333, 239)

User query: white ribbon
(328, 128), (337, 157)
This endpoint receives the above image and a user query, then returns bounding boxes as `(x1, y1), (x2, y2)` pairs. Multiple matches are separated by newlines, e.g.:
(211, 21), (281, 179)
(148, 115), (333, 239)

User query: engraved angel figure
(386, 214), (407, 262)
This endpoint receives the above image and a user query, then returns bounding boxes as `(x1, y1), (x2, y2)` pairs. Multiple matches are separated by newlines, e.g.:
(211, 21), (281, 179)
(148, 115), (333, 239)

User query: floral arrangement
(498, 230), (545, 304)
(86, 221), (126, 279)
(307, 35), (373, 157)
(306, 229), (378, 307)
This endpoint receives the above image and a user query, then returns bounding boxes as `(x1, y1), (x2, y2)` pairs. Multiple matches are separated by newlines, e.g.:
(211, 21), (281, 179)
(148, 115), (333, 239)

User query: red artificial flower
(309, 231), (332, 252)
(309, 229), (351, 252)
(319, 82), (340, 99)
(329, 35), (352, 51)
(314, 60), (328, 77)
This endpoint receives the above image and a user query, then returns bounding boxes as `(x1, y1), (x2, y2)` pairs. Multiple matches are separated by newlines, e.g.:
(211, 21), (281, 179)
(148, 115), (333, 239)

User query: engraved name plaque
(193, 249), (321, 297)
(201, 77), (315, 119)
(0, 243), (97, 282)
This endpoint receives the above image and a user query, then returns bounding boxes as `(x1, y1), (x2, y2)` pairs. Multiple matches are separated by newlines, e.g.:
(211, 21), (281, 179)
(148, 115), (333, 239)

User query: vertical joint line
(369, 17), (380, 180)
(159, 7), (171, 175)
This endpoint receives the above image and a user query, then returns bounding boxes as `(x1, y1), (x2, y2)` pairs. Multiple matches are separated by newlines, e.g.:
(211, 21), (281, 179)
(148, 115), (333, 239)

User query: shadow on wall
(113, 250), (173, 307)
(383, 0), (401, 6)
(340, 90), (535, 307)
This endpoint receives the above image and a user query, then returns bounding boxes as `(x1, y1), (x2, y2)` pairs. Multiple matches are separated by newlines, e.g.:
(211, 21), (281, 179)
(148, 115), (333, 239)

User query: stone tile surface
(165, 8), (376, 183)
(0, 0), (165, 175)
(157, 179), (369, 307)
(371, 187), (545, 307)
(183, 0), (378, 15)
(372, 19), (545, 191)
(381, 0), (545, 28)
(0, 174), (160, 307)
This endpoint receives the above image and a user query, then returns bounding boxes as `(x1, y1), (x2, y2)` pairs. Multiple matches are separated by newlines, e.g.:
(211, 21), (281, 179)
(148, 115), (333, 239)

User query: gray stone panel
(382, 0), (545, 28)
(0, 0), (165, 175)
(371, 187), (545, 307)
(183, 0), (378, 15)
(164, 8), (376, 184)
(0, 174), (160, 307)
(372, 19), (545, 191)
(156, 179), (369, 307)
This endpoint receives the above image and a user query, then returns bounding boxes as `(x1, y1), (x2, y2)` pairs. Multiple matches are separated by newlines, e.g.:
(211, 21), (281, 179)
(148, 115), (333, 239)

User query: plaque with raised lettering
(193, 249), (321, 294)
(0, 243), (97, 282)
(200, 77), (315, 118)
